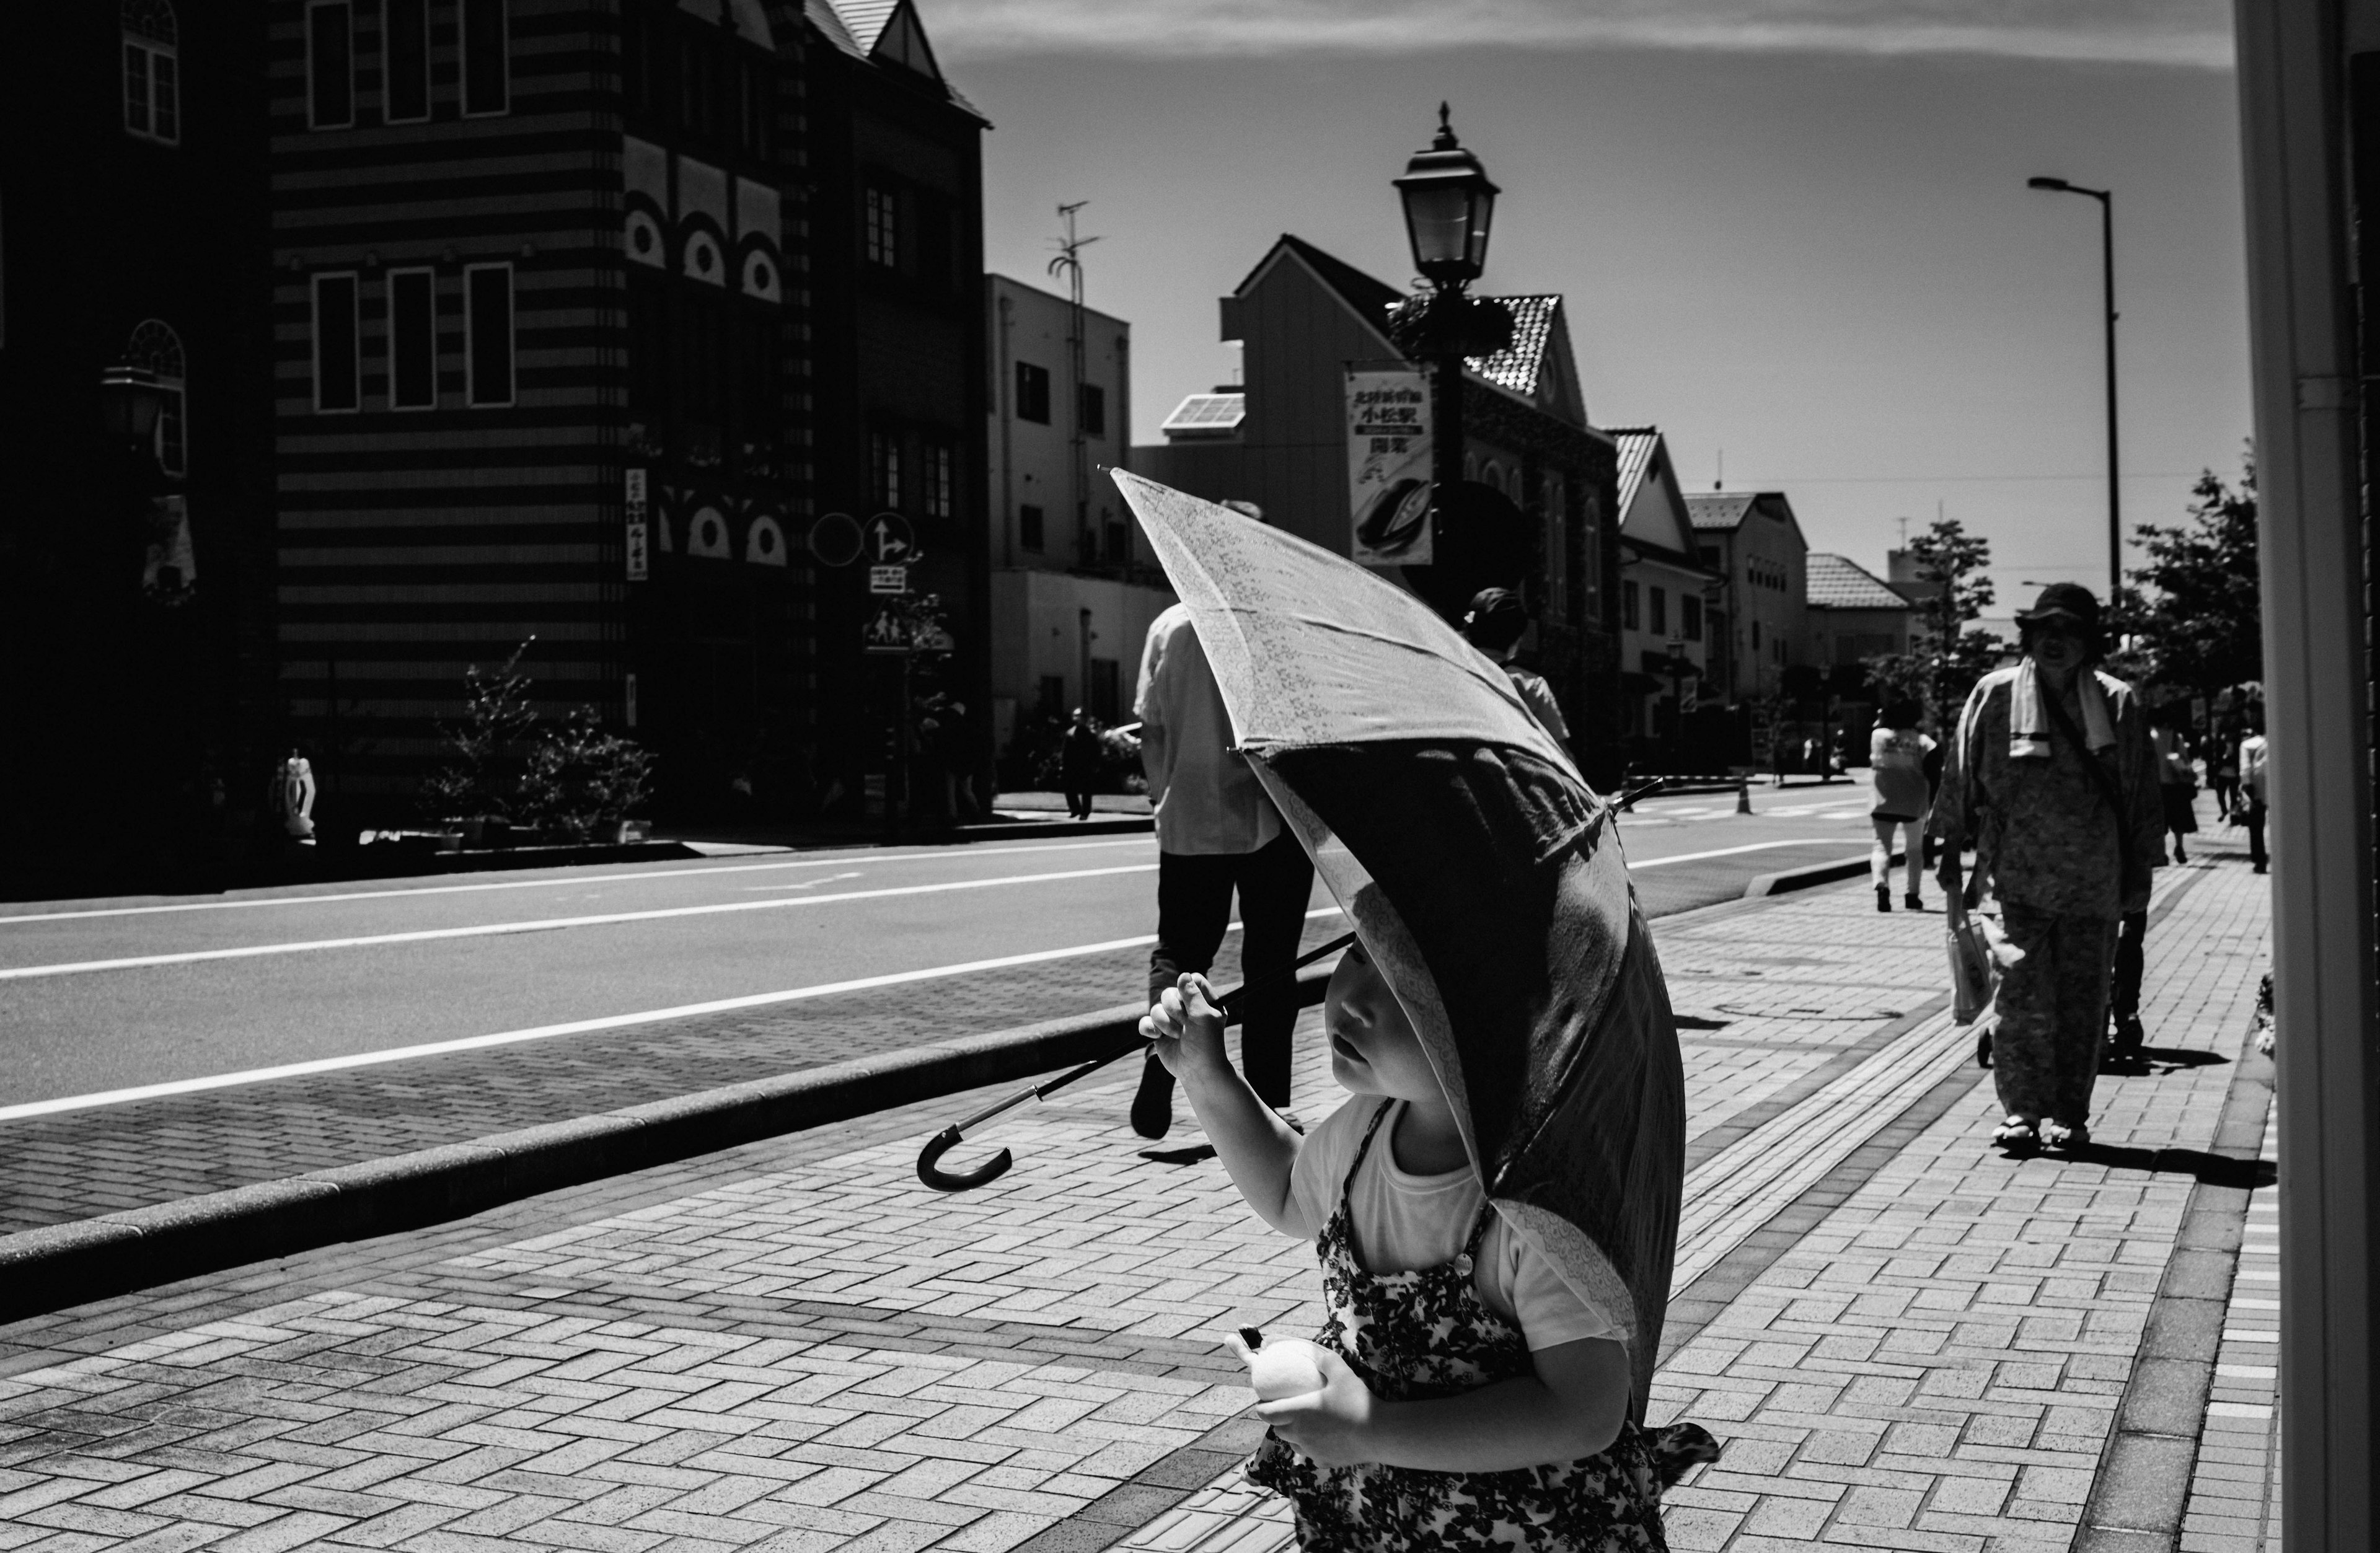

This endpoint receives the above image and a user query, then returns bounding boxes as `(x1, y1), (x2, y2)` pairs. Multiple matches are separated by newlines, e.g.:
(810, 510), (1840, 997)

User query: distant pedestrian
(1131, 602), (1316, 1135)
(1868, 700), (1934, 912)
(1060, 707), (1101, 821)
(1461, 589), (1571, 756)
(2209, 718), (2242, 820)
(2151, 705), (2200, 865)
(2238, 708), (2270, 874)
(1934, 583), (2162, 1153)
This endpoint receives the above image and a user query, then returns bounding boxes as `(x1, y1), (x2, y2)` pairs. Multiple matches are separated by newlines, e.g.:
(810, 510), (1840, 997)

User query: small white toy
(1228, 1326), (1328, 1401)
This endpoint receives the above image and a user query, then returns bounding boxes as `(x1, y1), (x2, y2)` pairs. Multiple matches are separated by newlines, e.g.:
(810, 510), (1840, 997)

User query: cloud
(926, 0), (2233, 69)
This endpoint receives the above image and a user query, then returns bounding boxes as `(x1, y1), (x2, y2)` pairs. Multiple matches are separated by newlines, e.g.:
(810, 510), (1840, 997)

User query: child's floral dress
(1247, 1100), (1670, 1551)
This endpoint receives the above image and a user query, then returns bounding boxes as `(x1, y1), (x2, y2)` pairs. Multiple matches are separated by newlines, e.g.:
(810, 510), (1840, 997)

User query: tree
(2108, 452), (2260, 699)
(418, 638), (541, 821)
(1860, 517), (2004, 728)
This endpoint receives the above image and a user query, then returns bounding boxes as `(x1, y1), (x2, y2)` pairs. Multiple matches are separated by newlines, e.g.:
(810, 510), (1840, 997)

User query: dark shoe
(2113, 1014), (2145, 1054)
(1905, 893), (1924, 911)
(2254, 862), (2268, 874)
(1876, 886), (1892, 913)
(2174, 847), (2188, 864)
(1130, 1052), (1173, 1140)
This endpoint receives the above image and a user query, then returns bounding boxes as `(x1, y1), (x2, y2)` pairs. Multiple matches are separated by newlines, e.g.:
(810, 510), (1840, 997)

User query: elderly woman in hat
(1933, 583), (2164, 1152)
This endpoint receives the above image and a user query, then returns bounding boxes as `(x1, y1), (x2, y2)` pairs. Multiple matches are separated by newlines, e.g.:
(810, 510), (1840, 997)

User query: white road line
(1626, 838), (1857, 869)
(0, 904), (1349, 1122)
(0, 837), (1155, 927)
(0, 864), (1160, 982)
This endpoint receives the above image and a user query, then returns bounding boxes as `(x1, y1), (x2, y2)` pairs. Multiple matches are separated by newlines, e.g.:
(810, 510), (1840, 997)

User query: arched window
(124, 319), (187, 475)
(122, 0), (180, 144)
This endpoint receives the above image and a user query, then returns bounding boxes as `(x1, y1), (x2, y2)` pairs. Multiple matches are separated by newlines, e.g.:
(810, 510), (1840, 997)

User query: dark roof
(807, 0), (985, 121)
(1806, 553), (1915, 611)
(1468, 294), (1555, 397)
(1237, 235), (1405, 325)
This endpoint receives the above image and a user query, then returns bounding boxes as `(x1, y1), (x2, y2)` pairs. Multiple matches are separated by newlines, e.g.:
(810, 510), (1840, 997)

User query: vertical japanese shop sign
(1345, 367), (1432, 566)
(624, 469), (650, 581)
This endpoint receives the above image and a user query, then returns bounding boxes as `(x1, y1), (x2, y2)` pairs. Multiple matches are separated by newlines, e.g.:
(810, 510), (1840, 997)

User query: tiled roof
(1607, 426), (1659, 521)
(1806, 553), (1914, 611)
(1466, 294), (1557, 397)
(807, 0), (984, 120)
(827, 0), (899, 49)
(1685, 491), (1757, 531)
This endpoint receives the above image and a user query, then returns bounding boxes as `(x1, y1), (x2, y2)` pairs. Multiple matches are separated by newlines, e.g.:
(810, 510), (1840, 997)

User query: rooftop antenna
(1048, 202), (1102, 570)
(1714, 449), (1723, 491)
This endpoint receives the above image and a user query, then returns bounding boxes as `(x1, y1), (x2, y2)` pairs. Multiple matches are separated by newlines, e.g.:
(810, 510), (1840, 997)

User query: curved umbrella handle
(917, 1125), (1013, 1192)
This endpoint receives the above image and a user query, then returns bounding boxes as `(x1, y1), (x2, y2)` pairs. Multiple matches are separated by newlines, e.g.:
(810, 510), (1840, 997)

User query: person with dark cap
(1462, 588), (1572, 754)
(1933, 583), (2163, 1153)
(1129, 601), (1317, 1138)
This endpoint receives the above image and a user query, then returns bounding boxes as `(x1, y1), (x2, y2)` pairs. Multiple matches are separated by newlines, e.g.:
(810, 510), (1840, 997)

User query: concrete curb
(1741, 851), (1880, 897)
(0, 967), (1329, 1324)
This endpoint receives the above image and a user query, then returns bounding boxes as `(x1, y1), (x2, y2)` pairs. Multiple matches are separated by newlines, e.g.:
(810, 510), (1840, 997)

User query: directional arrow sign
(864, 511), (915, 564)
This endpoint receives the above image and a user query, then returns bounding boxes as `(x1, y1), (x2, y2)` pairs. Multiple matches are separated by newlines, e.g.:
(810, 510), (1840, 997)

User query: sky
(934, 0), (2249, 627)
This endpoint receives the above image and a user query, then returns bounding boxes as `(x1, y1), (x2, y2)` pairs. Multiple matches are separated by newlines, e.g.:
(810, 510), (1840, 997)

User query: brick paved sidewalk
(0, 845), (2273, 1553)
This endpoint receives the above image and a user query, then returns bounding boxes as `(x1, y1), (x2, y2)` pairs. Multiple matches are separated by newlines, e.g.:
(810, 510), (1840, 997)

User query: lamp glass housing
(99, 365), (165, 444)
(1395, 118), (1499, 286)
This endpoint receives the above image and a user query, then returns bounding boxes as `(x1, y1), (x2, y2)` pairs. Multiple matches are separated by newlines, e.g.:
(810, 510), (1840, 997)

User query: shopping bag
(1947, 908), (1998, 1026)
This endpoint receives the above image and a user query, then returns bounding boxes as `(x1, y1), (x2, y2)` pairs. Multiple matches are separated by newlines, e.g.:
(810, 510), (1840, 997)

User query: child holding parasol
(1142, 939), (1682, 1551)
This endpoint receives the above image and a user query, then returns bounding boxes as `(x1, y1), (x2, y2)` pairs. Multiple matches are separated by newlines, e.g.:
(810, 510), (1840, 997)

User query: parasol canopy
(1112, 470), (1685, 1415)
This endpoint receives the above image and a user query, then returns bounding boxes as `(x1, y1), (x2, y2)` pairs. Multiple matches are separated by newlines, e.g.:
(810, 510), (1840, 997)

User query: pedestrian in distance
(1934, 583), (2162, 1153)
(1130, 600), (1316, 1135)
(1059, 706), (1101, 822)
(1869, 699), (1936, 913)
(2208, 715), (2242, 821)
(1461, 588), (1572, 757)
(2237, 706), (2270, 874)
(1140, 937), (1678, 1551)
(2151, 703), (2200, 865)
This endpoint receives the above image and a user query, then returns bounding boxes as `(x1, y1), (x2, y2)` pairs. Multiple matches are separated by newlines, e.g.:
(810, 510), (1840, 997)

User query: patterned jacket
(1934, 666), (2165, 918)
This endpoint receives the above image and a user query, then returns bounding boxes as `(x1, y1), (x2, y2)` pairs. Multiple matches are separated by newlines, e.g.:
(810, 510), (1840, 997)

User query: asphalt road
(0, 783), (1882, 1112)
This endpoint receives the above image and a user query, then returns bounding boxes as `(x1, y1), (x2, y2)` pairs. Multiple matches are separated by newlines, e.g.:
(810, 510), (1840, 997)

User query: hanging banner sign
(1346, 367), (1433, 566)
(624, 469), (650, 581)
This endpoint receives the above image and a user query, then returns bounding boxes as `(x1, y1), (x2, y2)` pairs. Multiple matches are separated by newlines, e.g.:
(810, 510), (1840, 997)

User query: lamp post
(98, 363), (167, 456)
(2025, 176), (2120, 597)
(1393, 105), (1508, 528)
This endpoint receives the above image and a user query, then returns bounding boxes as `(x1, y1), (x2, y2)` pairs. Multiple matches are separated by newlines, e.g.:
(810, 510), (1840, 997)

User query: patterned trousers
(1992, 905), (2120, 1127)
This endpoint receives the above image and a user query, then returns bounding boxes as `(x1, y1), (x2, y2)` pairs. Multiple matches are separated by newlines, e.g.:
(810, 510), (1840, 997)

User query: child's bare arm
(1259, 1336), (1629, 1472)
(1140, 975), (1311, 1237)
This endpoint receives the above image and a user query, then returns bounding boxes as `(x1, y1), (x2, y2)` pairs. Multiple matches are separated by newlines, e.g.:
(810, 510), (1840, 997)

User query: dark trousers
(1062, 776), (1094, 820)
(2110, 909), (2148, 1025)
(2243, 800), (2268, 869)
(1143, 831), (1315, 1107)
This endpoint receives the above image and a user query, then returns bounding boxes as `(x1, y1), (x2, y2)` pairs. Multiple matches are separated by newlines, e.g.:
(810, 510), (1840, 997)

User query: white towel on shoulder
(2008, 659), (2115, 760)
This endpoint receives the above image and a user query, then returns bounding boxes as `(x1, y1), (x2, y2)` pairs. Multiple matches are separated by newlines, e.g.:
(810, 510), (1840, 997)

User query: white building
(1610, 428), (1721, 737)
(984, 275), (1173, 753)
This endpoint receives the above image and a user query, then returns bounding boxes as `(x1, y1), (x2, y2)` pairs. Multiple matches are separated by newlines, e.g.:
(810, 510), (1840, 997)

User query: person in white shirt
(1868, 700), (1936, 912)
(1130, 601), (1316, 1138)
(2237, 706), (2270, 874)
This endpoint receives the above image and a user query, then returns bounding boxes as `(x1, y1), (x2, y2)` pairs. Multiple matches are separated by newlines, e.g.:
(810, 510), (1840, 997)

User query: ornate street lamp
(1388, 105), (1512, 596)
(97, 362), (167, 456)
(1395, 103), (1499, 288)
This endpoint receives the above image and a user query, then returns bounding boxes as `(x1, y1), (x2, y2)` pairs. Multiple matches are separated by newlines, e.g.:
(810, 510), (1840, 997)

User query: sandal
(2041, 1120), (2089, 1151)
(1993, 1117), (2039, 1152)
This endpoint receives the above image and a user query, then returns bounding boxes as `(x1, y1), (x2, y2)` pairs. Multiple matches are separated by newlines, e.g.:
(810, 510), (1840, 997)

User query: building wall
(1698, 500), (1809, 701)
(0, 0), (276, 880)
(987, 568), (1174, 757)
(1809, 605), (1910, 667)
(986, 275), (1134, 572)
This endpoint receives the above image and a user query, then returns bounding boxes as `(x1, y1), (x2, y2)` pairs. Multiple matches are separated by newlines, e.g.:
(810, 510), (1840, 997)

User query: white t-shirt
(1286, 1098), (1622, 1352)
(1869, 728), (1936, 820)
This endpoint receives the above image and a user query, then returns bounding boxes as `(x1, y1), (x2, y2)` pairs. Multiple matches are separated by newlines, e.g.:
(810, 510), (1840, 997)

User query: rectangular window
(157, 388), (187, 475)
(464, 263), (513, 406)
(1036, 674), (1065, 715)
(922, 442), (953, 519)
(1682, 595), (1703, 642)
(1105, 521), (1129, 565)
(1090, 658), (1121, 724)
(1019, 503), (1044, 553)
(312, 272), (360, 412)
(626, 272), (668, 421)
(1621, 580), (1639, 632)
(308, 2), (355, 129)
(1078, 382), (1105, 436)
(384, 0), (428, 121)
(1015, 361), (1050, 424)
(462, 0), (509, 116)
(388, 267), (436, 409)
(864, 186), (899, 268)
(124, 45), (151, 135)
(1752, 619), (1761, 649)
(870, 430), (901, 510)
(738, 55), (771, 159)
(1649, 586), (1667, 636)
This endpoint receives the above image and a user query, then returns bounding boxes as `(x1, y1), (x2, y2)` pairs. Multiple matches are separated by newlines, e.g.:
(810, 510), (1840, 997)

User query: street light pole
(2027, 177), (2120, 597)
(1394, 105), (1506, 542)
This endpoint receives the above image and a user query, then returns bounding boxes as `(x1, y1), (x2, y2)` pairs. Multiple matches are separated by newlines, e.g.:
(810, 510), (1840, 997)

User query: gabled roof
(1608, 427), (1659, 524)
(1684, 491), (1756, 532)
(1467, 295), (1587, 428)
(1233, 235), (1404, 325)
(808, 0), (984, 121)
(1806, 553), (1915, 611)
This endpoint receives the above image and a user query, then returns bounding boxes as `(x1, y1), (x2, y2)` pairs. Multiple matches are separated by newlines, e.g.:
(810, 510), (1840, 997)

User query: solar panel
(1161, 393), (1246, 431)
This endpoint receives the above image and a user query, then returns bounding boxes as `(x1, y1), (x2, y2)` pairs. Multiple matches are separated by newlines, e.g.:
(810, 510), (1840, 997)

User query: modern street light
(1393, 105), (1510, 534)
(2025, 175), (2120, 597)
